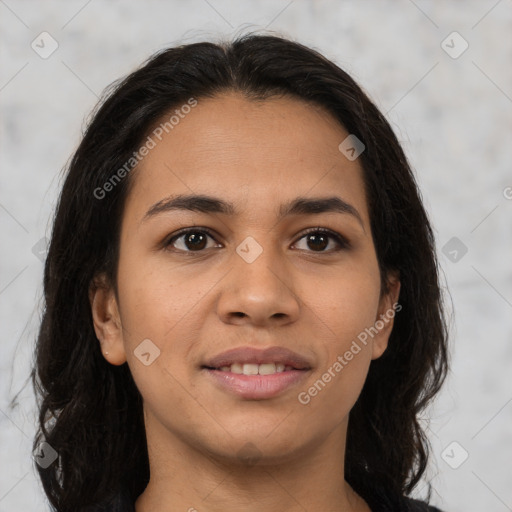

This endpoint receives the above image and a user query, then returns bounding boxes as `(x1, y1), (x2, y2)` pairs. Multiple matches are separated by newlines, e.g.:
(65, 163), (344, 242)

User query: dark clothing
(95, 485), (444, 512)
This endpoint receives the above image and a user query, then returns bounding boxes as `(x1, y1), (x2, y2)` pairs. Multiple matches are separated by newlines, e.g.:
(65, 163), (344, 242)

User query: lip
(202, 346), (312, 370)
(201, 346), (312, 400)
(203, 368), (310, 400)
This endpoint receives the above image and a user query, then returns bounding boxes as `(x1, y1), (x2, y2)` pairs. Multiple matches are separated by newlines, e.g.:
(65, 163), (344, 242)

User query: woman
(32, 33), (449, 511)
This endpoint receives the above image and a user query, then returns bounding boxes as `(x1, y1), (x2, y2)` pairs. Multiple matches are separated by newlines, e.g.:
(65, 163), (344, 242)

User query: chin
(193, 425), (315, 467)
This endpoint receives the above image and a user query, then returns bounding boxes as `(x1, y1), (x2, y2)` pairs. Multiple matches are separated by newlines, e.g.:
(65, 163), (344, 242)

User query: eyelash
(164, 227), (350, 254)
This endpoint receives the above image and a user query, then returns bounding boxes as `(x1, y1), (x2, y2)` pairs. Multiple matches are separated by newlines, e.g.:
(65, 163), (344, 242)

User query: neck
(135, 415), (370, 512)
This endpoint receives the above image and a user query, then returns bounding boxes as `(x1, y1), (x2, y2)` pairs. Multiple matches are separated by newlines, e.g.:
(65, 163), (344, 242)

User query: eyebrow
(141, 193), (364, 228)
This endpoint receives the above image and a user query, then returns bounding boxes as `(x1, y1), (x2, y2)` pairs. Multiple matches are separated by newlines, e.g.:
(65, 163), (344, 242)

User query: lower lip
(202, 368), (310, 400)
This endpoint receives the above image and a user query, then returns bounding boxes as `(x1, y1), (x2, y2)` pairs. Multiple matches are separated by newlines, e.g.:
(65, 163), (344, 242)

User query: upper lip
(202, 346), (312, 370)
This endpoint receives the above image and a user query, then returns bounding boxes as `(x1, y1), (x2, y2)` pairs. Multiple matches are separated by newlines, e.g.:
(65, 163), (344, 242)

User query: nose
(216, 240), (300, 327)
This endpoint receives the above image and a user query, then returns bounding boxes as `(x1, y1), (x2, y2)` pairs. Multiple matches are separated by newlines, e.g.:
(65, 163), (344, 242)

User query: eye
(165, 228), (220, 252)
(164, 227), (349, 254)
(293, 228), (349, 253)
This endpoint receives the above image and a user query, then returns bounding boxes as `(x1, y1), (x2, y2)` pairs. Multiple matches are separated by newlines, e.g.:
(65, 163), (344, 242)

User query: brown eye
(182, 232), (208, 250)
(294, 229), (349, 253)
(306, 233), (328, 251)
(165, 227), (348, 254)
(166, 229), (219, 252)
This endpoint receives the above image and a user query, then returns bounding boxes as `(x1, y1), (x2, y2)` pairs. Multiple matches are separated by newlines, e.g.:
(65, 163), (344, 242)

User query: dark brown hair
(31, 32), (449, 510)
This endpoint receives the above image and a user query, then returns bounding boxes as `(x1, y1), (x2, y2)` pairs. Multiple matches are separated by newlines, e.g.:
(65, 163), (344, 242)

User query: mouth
(203, 362), (298, 375)
(202, 345), (312, 371)
(201, 346), (312, 400)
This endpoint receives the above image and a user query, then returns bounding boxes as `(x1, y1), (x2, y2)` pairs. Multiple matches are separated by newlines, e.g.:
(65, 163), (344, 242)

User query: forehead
(123, 92), (369, 225)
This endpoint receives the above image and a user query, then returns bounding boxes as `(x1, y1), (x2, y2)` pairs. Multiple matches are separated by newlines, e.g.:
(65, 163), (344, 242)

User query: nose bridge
(235, 233), (290, 298)
(216, 233), (300, 325)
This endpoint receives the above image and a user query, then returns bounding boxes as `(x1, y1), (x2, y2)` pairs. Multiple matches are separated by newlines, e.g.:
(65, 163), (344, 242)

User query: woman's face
(92, 92), (399, 464)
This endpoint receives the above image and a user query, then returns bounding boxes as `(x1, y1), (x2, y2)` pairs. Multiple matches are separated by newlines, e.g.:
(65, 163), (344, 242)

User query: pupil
(186, 232), (206, 250)
(308, 233), (327, 251)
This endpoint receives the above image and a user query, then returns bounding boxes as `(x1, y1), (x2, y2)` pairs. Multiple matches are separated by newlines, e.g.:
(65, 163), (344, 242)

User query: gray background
(1, 1), (511, 510)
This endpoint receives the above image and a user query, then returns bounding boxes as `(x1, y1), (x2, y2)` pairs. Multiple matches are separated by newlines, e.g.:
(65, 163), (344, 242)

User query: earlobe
(371, 273), (401, 360)
(89, 274), (127, 366)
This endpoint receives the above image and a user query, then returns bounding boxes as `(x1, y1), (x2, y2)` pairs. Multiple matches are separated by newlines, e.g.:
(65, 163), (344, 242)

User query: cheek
(116, 249), (205, 341)
(296, 263), (381, 413)
(116, 265), (200, 422)
(115, 247), (228, 391)
(306, 259), (381, 344)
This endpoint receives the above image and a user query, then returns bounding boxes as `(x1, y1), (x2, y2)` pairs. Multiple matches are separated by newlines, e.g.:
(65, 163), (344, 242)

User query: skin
(90, 92), (400, 512)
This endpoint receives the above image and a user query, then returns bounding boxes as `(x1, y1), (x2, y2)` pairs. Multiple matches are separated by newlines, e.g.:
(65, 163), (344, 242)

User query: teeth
(217, 363), (290, 375)
(258, 363), (276, 375)
(244, 363), (259, 375)
(231, 363), (244, 374)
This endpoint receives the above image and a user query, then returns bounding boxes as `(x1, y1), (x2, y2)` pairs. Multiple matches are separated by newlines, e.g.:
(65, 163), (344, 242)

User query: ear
(371, 271), (401, 360)
(89, 273), (127, 366)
